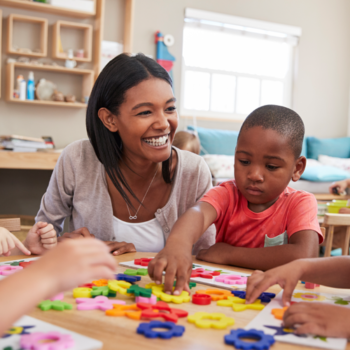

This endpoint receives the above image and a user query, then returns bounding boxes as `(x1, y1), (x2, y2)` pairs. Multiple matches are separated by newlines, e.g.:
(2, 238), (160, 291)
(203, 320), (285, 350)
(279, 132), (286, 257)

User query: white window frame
(180, 8), (301, 122)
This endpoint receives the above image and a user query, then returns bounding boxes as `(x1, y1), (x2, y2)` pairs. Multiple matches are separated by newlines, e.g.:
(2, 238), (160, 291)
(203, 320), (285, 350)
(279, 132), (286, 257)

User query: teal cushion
(300, 138), (307, 158)
(301, 165), (350, 182)
(187, 126), (238, 155)
(307, 137), (350, 159)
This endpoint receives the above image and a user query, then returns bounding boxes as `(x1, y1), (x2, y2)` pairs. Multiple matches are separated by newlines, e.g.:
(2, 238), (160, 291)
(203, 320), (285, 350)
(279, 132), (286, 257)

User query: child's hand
(148, 244), (193, 295)
(284, 302), (350, 338)
(24, 222), (57, 255)
(59, 227), (95, 240)
(105, 241), (136, 256)
(196, 242), (232, 264)
(329, 180), (349, 195)
(246, 261), (304, 306)
(0, 227), (30, 256)
(29, 239), (117, 297)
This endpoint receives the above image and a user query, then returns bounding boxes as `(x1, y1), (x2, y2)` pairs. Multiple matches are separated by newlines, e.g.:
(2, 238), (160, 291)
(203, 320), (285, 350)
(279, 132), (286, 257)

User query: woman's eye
(137, 110), (152, 116)
(239, 159), (250, 165)
(267, 165), (279, 170)
(166, 106), (176, 112)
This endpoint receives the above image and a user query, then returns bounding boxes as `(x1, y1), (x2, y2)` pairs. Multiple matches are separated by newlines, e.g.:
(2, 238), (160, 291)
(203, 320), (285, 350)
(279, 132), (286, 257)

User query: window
(181, 8), (301, 121)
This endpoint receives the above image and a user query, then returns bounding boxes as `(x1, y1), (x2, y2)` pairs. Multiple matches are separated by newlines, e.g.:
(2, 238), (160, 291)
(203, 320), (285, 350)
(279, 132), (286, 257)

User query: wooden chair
(323, 213), (350, 257)
(0, 218), (21, 232)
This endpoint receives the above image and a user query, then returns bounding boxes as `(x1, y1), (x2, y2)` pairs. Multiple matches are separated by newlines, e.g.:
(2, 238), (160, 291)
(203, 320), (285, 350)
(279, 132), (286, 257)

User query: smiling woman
(35, 53), (215, 255)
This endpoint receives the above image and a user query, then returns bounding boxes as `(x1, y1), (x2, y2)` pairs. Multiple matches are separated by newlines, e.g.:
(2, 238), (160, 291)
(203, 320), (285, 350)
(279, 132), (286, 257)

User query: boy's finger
(246, 277), (273, 303)
(282, 281), (296, 306)
(32, 221), (48, 231)
(152, 259), (167, 285)
(173, 270), (188, 295)
(164, 264), (177, 294)
(2, 240), (9, 255)
(40, 231), (56, 239)
(38, 224), (54, 235)
(41, 237), (57, 244)
(294, 322), (321, 336)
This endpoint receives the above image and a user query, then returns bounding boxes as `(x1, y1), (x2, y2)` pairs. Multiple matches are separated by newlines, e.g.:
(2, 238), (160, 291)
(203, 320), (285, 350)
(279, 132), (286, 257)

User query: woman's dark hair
(86, 53), (173, 209)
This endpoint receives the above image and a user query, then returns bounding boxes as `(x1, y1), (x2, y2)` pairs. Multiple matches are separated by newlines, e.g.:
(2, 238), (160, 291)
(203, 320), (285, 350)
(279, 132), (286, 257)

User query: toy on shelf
(105, 304), (142, 320)
(108, 280), (132, 295)
(124, 268), (148, 276)
(20, 332), (74, 350)
(38, 300), (72, 311)
(116, 273), (141, 283)
(137, 301), (188, 323)
(192, 294), (211, 305)
(191, 268), (220, 279)
(137, 320), (185, 339)
(134, 258), (153, 266)
(215, 275), (247, 285)
(126, 285), (153, 298)
(73, 287), (92, 298)
(217, 296), (265, 312)
(188, 312), (235, 329)
(224, 329), (275, 350)
(195, 289), (232, 301)
(271, 306), (288, 320)
(231, 291), (276, 303)
(155, 31), (176, 81)
(76, 296), (124, 311)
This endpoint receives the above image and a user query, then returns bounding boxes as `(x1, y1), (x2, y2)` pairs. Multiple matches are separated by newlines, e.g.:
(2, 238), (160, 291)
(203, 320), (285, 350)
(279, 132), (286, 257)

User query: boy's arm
(148, 202), (217, 294)
(196, 229), (319, 271)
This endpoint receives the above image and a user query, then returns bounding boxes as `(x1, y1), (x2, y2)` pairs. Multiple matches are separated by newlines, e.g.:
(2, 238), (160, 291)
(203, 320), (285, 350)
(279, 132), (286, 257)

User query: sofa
(187, 126), (350, 193)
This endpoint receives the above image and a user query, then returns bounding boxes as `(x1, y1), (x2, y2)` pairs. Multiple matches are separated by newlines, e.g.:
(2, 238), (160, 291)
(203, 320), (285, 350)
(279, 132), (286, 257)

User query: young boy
(172, 130), (200, 155)
(148, 105), (323, 294)
(245, 257), (350, 338)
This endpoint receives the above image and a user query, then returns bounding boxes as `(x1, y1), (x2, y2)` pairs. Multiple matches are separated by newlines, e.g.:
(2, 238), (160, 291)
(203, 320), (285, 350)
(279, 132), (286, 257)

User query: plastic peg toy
(195, 289), (232, 301)
(92, 279), (108, 287)
(78, 283), (94, 288)
(134, 257), (153, 266)
(137, 321), (185, 339)
(188, 312), (235, 329)
(191, 268), (220, 279)
(124, 268), (148, 276)
(135, 295), (157, 305)
(224, 329), (275, 350)
(91, 286), (116, 298)
(217, 296), (264, 311)
(49, 293), (64, 301)
(231, 291), (276, 303)
(38, 300), (73, 311)
(127, 285), (153, 298)
(192, 294), (211, 305)
(0, 265), (23, 276)
(106, 304), (142, 320)
(76, 296), (122, 311)
(108, 280), (132, 295)
(6, 260), (24, 266)
(215, 275), (247, 285)
(305, 282), (320, 289)
(19, 261), (35, 268)
(271, 307), (288, 320)
(137, 301), (188, 323)
(116, 273), (141, 283)
(73, 287), (92, 298)
(20, 332), (74, 350)
(151, 285), (190, 304)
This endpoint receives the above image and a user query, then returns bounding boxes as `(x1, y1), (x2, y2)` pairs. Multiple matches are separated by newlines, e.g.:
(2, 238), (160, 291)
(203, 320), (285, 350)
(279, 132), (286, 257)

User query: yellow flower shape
(293, 292), (326, 302)
(217, 296), (264, 312)
(150, 285), (190, 304)
(108, 280), (132, 295)
(188, 312), (235, 329)
(73, 287), (92, 298)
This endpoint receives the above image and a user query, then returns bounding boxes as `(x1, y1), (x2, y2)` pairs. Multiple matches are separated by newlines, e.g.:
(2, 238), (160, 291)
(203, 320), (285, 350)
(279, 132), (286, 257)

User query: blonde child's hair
(173, 131), (200, 155)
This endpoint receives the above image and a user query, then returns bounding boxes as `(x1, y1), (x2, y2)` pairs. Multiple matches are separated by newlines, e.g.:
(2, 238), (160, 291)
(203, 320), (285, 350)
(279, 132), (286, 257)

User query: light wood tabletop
(1, 252), (350, 350)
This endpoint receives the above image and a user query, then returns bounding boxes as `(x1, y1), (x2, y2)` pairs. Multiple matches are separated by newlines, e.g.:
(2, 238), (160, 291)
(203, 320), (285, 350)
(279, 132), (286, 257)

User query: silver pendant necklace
(122, 168), (158, 220)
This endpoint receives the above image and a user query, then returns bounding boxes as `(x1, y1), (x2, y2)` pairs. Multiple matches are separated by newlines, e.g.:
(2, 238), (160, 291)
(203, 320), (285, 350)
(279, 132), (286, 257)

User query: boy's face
(234, 126), (306, 209)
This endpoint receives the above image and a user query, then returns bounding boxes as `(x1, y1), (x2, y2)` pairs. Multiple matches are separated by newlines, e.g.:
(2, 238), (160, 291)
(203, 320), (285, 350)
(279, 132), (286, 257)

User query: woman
(36, 53), (215, 255)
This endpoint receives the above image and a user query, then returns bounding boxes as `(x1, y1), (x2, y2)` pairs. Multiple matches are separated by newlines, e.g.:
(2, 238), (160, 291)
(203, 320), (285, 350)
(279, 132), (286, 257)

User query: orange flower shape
(105, 304), (142, 320)
(271, 307), (288, 320)
(92, 279), (108, 287)
(195, 289), (231, 301)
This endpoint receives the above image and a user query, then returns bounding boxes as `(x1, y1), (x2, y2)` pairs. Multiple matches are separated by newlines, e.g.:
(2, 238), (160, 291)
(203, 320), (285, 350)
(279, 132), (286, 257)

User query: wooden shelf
(6, 62), (94, 107)
(0, 0), (96, 18)
(0, 150), (60, 170)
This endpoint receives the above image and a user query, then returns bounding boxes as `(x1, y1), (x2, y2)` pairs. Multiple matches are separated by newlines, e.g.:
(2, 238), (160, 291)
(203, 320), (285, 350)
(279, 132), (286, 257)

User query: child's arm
(196, 229), (319, 270)
(329, 179), (350, 194)
(0, 239), (116, 335)
(148, 202), (217, 294)
(0, 227), (30, 256)
(246, 256), (350, 306)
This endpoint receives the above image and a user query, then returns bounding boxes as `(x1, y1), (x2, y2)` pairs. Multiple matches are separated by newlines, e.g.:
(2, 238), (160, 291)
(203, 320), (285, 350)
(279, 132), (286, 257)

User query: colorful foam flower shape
(293, 292), (326, 302)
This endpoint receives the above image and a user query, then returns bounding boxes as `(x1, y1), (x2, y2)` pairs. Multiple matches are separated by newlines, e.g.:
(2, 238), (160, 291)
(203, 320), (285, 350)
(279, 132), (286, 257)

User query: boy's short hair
(173, 131), (201, 155)
(239, 105), (305, 159)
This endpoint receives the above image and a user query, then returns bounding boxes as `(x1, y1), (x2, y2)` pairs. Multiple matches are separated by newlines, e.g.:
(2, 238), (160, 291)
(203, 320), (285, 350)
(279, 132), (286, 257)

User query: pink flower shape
(76, 296), (125, 311)
(0, 265), (23, 276)
(50, 293), (64, 301)
(135, 295), (157, 304)
(20, 331), (74, 350)
(215, 275), (247, 285)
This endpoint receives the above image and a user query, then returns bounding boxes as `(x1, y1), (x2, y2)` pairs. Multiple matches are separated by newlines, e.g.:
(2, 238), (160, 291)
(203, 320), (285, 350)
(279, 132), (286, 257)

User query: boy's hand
(246, 261), (303, 306)
(59, 227), (95, 240)
(196, 242), (232, 264)
(284, 303), (350, 338)
(29, 239), (117, 297)
(24, 222), (57, 255)
(0, 227), (31, 256)
(105, 241), (136, 256)
(148, 243), (192, 295)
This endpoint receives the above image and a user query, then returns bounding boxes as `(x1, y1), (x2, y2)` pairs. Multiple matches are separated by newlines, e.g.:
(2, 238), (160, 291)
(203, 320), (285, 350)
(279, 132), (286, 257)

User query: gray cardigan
(35, 140), (216, 254)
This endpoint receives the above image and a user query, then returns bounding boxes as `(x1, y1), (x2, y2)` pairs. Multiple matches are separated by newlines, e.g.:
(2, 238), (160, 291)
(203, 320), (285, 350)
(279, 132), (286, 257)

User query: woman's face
(115, 78), (178, 164)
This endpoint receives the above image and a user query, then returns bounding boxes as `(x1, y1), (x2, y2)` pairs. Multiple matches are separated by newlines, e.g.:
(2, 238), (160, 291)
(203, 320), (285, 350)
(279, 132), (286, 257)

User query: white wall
(132, 0), (350, 138)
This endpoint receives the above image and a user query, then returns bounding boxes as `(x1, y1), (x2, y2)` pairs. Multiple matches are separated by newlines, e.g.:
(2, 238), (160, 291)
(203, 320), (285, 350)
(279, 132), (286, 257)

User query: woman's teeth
(144, 135), (168, 147)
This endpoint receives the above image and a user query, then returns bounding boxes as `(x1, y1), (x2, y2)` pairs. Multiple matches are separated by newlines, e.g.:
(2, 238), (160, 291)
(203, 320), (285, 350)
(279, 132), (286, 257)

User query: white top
(112, 216), (165, 253)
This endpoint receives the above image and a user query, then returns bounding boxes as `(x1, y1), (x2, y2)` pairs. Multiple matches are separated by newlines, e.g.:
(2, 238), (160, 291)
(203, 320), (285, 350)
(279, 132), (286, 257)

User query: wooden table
(1, 252), (350, 350)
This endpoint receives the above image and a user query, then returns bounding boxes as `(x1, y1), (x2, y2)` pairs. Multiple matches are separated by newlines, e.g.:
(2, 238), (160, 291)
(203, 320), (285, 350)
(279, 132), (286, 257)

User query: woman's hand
(105, 241), (136, 256)
(59, 227), (95, 240)
(148, 243), (193, 295)
(284, 302), (350, 338)
(0, 227), (30, 256)
(246, 260), (304, 306)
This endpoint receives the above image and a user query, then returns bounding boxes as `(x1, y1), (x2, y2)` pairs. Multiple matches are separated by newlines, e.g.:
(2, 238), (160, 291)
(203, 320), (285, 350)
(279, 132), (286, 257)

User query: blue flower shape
(115, 273), (141, 283)
(225, 329), (275, 350)
(231, 291), (276, 303)
(137, 321), (185, 339)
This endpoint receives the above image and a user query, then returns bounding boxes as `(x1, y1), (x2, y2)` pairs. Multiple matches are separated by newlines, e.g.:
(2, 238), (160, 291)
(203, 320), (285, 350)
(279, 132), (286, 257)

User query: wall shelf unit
(0, 0), (96, 18)
(6, 62), (94, 108)
(7, 14), (48, 57)
(52, 20), (93, 62)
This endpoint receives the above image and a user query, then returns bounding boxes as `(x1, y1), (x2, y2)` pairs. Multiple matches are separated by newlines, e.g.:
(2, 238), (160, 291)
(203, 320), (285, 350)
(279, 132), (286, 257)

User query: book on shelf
(0, 135), (55, 152)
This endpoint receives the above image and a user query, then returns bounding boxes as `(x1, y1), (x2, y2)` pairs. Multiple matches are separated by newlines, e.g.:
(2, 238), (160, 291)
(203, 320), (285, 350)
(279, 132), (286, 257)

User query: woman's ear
(98, 108), (118, 132)
(291, 156), (307, 182)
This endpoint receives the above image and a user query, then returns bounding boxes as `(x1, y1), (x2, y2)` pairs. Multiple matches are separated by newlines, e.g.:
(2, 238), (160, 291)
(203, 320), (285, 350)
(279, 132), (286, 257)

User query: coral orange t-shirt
(200, 180), (323, 248)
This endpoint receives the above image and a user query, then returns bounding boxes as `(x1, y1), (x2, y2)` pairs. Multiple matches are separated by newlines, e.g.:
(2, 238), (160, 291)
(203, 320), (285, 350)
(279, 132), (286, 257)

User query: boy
(148, 105), (323, 294)
(173, 130), (200, 155)
(245, 257), (350, 338)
